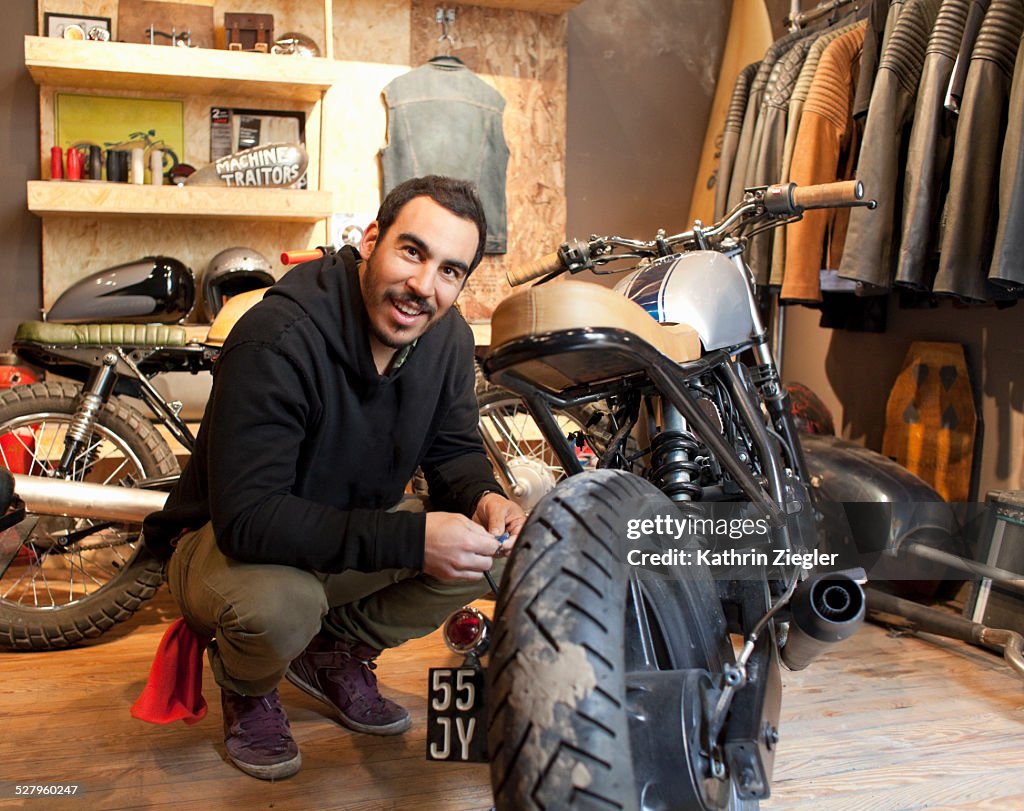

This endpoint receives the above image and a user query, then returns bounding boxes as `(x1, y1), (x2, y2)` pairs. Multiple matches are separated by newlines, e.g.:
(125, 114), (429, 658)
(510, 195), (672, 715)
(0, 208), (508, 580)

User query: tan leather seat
(489, 280), (701, 394)
(204, 288), (268, 347)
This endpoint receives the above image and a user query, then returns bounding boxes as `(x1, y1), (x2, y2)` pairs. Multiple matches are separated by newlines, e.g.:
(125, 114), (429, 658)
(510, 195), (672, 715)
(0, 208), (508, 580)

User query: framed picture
(55, 93), (185, 182)
(43, 13), (111, 41)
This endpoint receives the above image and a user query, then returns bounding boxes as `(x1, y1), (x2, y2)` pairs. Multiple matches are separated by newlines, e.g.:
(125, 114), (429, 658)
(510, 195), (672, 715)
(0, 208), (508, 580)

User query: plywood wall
(34, 1), (569, 321)
(409, 1), (568, 320)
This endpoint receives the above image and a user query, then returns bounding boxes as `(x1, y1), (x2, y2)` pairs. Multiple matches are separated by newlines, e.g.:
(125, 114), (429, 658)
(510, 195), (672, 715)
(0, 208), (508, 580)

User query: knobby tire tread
(0, 381), (179, 650)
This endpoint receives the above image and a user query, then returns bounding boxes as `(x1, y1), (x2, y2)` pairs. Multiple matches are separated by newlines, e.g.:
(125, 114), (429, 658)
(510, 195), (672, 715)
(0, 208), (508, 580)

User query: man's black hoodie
(143, 247), (500, 573)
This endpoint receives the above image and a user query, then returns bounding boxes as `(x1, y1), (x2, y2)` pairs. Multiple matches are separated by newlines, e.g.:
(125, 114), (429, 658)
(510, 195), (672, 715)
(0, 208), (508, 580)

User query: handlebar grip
(280, 248), (325, 265)
(506, 251), (565, 287)
(791, 180), (864, 210)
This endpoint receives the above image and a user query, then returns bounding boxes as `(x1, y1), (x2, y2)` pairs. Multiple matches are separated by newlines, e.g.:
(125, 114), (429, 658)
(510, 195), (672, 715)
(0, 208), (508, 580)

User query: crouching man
(142, 175), (525, 779)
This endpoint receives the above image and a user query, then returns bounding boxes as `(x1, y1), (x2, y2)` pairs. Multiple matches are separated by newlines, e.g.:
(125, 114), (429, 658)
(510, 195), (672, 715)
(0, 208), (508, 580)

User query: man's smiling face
(358, 195), (479, 368)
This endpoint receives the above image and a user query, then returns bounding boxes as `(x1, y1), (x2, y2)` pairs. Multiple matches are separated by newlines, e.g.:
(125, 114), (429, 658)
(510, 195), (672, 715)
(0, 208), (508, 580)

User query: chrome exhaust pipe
(11, 474), (168, 524)
(781, 571), (866, 671)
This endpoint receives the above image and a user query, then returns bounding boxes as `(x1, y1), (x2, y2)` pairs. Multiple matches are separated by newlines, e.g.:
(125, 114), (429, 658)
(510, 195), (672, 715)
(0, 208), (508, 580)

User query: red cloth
(131, 617), (212, 725)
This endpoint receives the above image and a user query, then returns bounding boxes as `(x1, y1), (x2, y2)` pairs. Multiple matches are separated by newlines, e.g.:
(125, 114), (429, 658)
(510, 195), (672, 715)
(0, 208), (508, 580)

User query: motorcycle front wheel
(487, 469), (758, 811)
(0, 381), (179, 650)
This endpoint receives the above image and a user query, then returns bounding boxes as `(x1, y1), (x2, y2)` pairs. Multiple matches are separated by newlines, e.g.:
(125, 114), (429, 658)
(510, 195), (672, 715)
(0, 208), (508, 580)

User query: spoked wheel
(477, 384), (594, 512)
(487, 469), (758, 810)
(0, 381), (179, 650)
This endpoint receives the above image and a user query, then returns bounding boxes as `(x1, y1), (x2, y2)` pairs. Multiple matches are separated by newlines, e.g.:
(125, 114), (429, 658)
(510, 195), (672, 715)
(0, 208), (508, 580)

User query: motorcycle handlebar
(507, 250), (564, 287)
(507, 180), (869, 287)
(789, 179), (864, 211)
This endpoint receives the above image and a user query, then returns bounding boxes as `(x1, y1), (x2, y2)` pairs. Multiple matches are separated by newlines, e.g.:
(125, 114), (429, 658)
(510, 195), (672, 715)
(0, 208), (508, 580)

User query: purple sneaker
(221, 687), (301, 780)
(285, 631), (411, 735)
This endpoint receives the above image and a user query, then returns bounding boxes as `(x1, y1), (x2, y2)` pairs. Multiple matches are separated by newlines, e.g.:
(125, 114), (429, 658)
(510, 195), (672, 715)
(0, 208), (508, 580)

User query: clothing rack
(786, 0), (858, 31)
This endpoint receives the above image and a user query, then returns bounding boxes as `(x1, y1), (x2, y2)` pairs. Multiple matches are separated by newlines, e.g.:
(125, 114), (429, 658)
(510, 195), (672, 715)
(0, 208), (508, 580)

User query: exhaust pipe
(12, 473), (168, 524)
(781, 570), (866, 671)
(866, 587), (1024, 680)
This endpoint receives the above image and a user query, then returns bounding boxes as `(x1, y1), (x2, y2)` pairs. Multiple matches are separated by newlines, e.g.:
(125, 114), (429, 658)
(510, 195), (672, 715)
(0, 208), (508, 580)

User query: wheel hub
(506, 457), (557, 512)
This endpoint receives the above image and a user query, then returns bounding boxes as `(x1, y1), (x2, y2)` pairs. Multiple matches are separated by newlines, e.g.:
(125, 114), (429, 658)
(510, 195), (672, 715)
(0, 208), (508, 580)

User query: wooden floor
(1, 588), (1022, 811)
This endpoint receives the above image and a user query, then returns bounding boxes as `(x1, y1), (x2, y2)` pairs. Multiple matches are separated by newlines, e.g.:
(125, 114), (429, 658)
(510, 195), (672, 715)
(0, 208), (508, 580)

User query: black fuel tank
(46, 256), (195, 324)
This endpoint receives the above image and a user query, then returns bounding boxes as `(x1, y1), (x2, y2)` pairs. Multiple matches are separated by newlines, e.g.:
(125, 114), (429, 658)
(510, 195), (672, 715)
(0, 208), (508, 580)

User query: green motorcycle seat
(14, 321), (189, 348)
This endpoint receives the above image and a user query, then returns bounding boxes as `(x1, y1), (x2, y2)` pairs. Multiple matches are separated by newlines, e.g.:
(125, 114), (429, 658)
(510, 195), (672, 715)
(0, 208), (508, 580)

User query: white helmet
(202, 247), (275, 322)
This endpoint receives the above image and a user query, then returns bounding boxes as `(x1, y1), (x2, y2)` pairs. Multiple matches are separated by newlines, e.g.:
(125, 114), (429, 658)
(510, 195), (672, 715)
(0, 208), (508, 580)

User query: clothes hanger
(431, 8), (461, 62)
(786, 0), (858, 31)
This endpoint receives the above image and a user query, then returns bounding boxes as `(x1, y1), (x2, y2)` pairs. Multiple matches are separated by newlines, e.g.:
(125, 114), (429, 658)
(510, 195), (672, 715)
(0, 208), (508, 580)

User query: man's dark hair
(375, 176), (488, 272)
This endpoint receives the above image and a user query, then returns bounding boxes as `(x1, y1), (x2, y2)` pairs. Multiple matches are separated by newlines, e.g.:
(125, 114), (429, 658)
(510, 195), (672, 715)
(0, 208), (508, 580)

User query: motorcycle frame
(482, 321), (808, 800)
(12, 338), (209, 474)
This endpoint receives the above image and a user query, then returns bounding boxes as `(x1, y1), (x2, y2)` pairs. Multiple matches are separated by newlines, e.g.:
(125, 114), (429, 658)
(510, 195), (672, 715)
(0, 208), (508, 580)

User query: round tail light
(442, 607), (491, 656)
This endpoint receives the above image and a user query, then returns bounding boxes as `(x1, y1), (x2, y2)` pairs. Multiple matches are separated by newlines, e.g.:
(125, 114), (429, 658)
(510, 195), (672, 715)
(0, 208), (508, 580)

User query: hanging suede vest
(380, 56), (509, 254)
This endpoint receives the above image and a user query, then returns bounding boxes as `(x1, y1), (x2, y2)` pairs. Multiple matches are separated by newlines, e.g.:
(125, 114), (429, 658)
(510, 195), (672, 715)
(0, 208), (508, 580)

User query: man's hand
(423, 512), (503, 581)
(472, 492), (527, 557)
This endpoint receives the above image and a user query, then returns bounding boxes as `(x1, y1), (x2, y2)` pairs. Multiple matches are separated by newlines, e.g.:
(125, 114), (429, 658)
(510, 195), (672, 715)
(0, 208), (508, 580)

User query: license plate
(426, 667), (487, 762)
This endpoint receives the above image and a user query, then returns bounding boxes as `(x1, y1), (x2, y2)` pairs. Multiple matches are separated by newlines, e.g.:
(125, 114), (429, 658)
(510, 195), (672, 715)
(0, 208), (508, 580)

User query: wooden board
(117, 0), (215, 48)
(408, 0), (568, 321)
(882, 341), (978, 502)
(686, 0), (772, 225)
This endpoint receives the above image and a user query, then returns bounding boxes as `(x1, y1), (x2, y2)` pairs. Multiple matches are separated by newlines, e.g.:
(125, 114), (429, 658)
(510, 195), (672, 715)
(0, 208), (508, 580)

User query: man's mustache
(391, 292), (436, 317)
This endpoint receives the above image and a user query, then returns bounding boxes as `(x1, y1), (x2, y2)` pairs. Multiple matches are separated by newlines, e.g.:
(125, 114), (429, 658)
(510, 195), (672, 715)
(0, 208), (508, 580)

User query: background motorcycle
(0, 256), (271, 650)
(0, 249), (611, 651)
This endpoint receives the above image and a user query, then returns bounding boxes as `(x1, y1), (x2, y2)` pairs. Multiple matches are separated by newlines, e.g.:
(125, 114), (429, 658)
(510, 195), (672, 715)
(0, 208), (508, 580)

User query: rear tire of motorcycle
(0, 381), (179, 651)
(486, 469), (758, 811)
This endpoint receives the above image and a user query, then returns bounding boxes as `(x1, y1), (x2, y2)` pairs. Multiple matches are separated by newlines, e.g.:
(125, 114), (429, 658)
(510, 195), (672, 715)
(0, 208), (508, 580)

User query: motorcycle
(0, 255), (277, 650)
(422, 180), (974, 810)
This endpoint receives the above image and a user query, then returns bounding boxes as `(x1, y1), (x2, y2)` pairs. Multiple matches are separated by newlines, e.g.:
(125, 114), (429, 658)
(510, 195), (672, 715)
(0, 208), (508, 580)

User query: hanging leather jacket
(770, 21), (862, 286)
(380, 56), (510, 254)
(946, 0), (995, 112)
(933, 0), (1024, 301)
(838, 0), (942, 294)
(780, 23), (867, 303)
(714, 62), (759, 222)
(747, 35), (818, 284)
(853, 0), (910, 120)
(727, 29), (811, 212)
(896, 0), (987, 290)
(988, 26), (1024, 292)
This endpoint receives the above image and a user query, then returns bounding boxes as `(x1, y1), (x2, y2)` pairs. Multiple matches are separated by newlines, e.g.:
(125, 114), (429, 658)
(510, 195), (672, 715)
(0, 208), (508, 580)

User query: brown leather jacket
(781, 23), (867, 302)
(770, 21), (863, 287)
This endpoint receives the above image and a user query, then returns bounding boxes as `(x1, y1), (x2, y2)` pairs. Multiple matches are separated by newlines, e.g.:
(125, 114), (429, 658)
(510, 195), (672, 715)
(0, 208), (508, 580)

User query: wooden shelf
(25, 36), (338, 102)
(465, 0), (583, 12)
(27, 181), (334, 223)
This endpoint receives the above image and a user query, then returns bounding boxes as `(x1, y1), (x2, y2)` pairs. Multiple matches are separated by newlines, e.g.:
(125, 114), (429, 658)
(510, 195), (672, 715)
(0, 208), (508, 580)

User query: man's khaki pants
(166, 509), (500, 696)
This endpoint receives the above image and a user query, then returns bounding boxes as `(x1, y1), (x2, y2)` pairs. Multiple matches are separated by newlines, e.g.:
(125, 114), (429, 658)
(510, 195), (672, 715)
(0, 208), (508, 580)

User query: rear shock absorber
(57, 353), (118, 478)
(649, 429), (703, 502)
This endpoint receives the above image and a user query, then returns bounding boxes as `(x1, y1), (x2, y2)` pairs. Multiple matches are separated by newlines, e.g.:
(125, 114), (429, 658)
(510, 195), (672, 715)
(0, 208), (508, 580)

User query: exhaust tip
(782, 571), (866, 671)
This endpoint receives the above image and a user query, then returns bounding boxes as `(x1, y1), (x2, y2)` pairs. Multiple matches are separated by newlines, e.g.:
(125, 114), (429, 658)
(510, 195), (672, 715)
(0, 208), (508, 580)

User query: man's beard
(363, 252), (438, 349)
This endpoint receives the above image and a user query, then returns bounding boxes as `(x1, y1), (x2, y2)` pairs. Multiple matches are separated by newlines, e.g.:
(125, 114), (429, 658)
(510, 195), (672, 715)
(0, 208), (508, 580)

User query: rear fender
(800, 433), (962, 560)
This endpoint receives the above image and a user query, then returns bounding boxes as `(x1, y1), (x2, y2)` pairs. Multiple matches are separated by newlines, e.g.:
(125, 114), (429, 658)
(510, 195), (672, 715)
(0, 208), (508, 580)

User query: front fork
(728, 248), (811, 483)
(57, 353), (118, 478)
